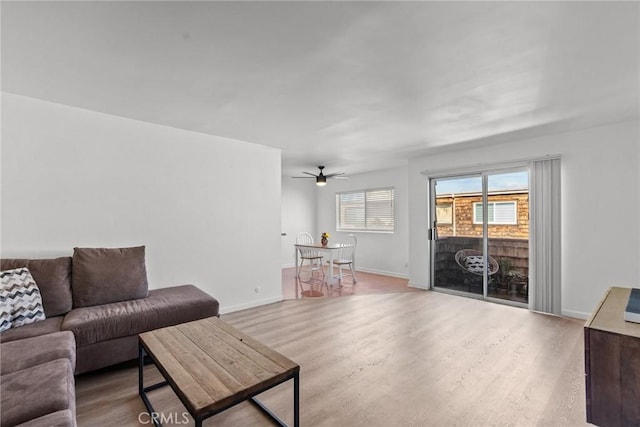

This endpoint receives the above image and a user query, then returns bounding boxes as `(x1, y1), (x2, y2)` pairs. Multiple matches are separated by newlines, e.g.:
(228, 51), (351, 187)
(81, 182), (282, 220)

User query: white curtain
(529, 158), (562, 314)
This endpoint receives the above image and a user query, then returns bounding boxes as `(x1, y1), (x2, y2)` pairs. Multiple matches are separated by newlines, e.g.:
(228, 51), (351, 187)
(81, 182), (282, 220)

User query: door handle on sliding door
(428, 222), (438, 241)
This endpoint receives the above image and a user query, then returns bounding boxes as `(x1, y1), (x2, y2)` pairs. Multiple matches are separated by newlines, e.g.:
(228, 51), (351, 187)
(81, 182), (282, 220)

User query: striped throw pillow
(0, 267), (46, 332)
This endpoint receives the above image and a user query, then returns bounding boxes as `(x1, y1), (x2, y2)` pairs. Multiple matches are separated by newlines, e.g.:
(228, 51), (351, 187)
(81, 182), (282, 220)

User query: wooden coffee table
(138, 317), (300, 427)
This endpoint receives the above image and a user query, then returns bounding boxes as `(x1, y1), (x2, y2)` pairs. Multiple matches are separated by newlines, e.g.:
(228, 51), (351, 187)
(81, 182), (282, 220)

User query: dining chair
(327, 234), (357, 285)
(296, 232), (324, 281)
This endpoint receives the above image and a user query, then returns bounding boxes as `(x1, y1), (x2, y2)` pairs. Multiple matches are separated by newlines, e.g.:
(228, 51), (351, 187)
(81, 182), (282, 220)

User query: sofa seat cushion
(0, 258), (72, 317)
(62, 284), (219, 347)
(1, 359), (75, 427)
(0, 316), (64, 343)
(1, 331), (75, 375)
(14, 410), (75, 427)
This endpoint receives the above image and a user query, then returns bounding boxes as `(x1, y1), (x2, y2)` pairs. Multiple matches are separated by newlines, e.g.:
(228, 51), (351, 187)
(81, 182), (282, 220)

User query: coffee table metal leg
(139, 345), (158, 427)
(250, 398), (287, 426)
(139, 344), (170, 427)
(138, 345), (144, 396)
(249, 373), (299, 427)
(294, 372), (299, 427)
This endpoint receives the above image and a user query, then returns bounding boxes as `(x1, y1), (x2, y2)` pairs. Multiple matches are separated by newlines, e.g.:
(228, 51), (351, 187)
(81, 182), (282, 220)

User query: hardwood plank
(77, 290), (589, 426)
(203, 317), (299, 372)
(282, 266), (421, 300)
(177, 321), (281, 383)
(192, 318), (292, 373)
(162, 327), (246, 399)
(140, 331), (216, 414)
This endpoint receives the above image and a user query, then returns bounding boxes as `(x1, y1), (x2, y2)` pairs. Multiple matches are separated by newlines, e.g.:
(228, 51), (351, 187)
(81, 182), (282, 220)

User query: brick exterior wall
(436, 192), (529, 239)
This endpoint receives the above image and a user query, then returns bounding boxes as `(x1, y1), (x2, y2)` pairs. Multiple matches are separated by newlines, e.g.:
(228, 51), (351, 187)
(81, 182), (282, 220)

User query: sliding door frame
(428, 164), (530, 308)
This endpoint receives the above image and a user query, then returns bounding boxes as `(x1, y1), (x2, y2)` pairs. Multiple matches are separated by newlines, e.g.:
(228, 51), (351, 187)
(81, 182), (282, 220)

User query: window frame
(336, 187), (395, 233)
(472, 201), (518, 225)
(435, 202), (453, 225)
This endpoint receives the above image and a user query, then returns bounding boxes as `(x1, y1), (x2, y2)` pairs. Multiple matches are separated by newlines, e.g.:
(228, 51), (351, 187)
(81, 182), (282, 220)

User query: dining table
(294, 242), (354, 286)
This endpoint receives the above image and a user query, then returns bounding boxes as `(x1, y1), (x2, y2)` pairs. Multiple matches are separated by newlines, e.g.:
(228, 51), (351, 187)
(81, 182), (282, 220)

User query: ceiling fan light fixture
(292, 165), (347, 186)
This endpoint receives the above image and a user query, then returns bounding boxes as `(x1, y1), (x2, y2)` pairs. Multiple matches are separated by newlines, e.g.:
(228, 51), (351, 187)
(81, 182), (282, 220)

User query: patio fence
(434, 236), (529, 293)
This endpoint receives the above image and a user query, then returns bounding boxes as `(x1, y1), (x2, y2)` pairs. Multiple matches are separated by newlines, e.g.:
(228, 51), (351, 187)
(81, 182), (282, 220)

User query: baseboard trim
(354, 267), (409, 280)
(282, 264), (410, 281)
(561, 309), (590, 320)
(220, 296), (283, 315)
(408, 281), (428, 290)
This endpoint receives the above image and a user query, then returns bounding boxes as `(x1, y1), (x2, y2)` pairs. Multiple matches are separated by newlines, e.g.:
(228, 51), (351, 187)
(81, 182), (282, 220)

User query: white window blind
(336, 188), (394, 232)
(436, 203), (453, 224)
(473, 201), (517, 224)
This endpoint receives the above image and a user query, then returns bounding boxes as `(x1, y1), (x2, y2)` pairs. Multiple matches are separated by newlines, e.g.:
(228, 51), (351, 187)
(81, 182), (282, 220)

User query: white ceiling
(2, 1), (639, 177)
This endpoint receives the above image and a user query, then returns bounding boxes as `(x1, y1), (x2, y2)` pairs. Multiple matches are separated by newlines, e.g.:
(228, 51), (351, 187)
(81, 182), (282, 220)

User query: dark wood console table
(584, 286), (640, 427)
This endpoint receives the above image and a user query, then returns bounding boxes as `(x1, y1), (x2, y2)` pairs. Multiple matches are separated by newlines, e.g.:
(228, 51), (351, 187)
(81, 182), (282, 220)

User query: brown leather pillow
(71, 246), (149, 308)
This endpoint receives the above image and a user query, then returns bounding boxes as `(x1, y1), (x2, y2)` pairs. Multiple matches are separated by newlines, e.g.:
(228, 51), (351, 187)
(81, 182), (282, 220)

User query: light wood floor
(76, 291), (587, 426)
(282, 266), (421, 300)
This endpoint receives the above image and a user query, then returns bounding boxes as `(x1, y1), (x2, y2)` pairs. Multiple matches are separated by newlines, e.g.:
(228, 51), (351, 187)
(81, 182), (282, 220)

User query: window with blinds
(436, 203), (453, 224)
(473, 201), (517, 225)
(336, 188), (395, 232)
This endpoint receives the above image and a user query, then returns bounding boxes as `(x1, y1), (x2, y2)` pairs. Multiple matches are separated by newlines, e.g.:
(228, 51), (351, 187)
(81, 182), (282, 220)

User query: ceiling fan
(292, 166), (348, 186)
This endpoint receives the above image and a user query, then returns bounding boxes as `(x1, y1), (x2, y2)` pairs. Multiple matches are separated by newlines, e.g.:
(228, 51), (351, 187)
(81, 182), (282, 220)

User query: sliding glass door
(430, 175), (485, 296)
(486, 171), (529, 304)
(430, 169), (529, 305)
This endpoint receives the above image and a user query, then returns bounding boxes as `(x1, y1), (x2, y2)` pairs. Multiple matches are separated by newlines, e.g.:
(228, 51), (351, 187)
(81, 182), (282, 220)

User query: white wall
(1, 93), (282, 313)
(408, 119), (640, 318)
(281, 178), (316, 267)
(316, 166), (410, 278)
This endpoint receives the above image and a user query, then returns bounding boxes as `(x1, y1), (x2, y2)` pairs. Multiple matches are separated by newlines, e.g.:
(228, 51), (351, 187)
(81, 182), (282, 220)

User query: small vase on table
(321, 237), (328, 247)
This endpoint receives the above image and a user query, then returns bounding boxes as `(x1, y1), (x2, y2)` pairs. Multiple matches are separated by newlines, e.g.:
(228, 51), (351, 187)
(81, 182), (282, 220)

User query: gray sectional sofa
(0, 246), (220, 426)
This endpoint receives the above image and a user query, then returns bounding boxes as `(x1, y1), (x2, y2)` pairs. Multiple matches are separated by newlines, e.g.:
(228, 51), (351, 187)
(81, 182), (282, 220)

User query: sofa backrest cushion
(72, 246), (149, 308)
(0, 258), (73, 317)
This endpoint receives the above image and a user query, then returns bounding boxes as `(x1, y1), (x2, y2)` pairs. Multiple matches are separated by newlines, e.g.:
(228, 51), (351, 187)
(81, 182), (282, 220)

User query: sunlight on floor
(281, 266), (422, 300)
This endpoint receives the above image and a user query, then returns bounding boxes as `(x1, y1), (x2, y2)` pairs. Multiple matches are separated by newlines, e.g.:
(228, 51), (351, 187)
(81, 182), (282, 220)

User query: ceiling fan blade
(292, 167), (349, 181)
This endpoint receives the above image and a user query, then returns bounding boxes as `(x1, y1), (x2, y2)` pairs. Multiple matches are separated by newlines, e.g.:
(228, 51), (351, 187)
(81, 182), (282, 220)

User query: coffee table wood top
(139, 317), (299, 418)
